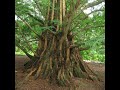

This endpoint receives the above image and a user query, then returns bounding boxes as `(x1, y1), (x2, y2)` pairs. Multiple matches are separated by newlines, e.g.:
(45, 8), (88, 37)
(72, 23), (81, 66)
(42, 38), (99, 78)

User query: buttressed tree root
(24, 30), (101, 86)
(17, 0), (103, 87)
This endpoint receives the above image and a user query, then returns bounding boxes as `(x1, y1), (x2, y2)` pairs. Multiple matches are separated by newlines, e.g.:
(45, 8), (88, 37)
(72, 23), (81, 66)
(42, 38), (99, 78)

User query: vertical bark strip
(55, 0), (59, 31)
(51, 0), (55, 20)
(66, 47), (70, 64)
(40, 36), (47, 57)
(60, 0), (63, 25)
(55, 0), (57, 3)
(46, 0), (50, 21)
(63, 0), (66, 17)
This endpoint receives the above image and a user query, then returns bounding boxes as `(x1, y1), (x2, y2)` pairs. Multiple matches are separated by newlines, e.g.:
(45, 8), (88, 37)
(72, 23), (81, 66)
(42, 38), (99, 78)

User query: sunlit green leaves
(15, 0), (105, 62)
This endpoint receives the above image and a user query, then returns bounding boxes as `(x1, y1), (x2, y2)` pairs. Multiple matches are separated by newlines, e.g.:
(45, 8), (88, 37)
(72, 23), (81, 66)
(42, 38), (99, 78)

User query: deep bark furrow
(24, 31), (100, 86)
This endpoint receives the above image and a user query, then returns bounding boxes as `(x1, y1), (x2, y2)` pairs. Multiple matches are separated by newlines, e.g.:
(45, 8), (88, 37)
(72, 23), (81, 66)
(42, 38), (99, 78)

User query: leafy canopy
(15, 0), (105, 62)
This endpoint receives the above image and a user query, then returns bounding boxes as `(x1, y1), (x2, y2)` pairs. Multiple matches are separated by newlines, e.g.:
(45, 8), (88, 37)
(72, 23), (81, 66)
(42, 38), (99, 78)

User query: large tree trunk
(21, 0), (101, 86)
(24, 29), (100, 86)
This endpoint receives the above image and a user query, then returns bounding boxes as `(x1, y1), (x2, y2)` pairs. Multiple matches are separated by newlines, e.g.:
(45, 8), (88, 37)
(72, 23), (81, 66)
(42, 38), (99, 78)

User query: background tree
(15, 0), (105, 86)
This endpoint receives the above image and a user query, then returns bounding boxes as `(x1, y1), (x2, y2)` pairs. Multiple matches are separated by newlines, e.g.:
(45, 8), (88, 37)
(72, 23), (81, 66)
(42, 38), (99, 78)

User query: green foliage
(73, 12), (105, 62)
(15, 0), (105, 62)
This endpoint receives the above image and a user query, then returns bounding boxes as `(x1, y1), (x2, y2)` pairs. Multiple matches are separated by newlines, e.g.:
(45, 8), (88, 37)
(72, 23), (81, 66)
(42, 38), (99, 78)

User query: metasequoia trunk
(23, 0), (101, 86)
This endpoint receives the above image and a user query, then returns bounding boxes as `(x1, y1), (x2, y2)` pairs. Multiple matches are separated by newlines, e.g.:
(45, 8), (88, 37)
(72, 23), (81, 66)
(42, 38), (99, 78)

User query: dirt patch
(15, 55), (105, 90)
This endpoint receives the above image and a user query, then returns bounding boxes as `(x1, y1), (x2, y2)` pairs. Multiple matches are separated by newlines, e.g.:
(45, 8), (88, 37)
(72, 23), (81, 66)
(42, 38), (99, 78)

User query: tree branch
(81, 9), (104, 20)
(64, 0), (81, 30)
(71, 9), (104, 31)
(65, 0), (80, 19)
(27, 13), (44, 25)
(73, 8), (104, 22)
(15, 12), (40, 38)
(60, 0), (63, 25)
(15, 21), (36, 54)
(72, 25), (104, 37)
(15, 39), (34, 59)
(82, 0), (104, 10)
(51, 0), (55, 20)
(33, 0), (42, 14)
(80, 25), (104, 31)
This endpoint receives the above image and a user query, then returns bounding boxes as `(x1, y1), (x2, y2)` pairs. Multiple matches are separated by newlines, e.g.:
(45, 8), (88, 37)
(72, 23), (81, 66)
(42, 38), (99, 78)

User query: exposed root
(23, 30), (101, 86)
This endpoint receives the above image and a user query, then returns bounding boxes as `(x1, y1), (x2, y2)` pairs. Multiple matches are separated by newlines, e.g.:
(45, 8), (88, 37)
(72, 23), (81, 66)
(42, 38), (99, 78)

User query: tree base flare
(24, 30), (101, 86)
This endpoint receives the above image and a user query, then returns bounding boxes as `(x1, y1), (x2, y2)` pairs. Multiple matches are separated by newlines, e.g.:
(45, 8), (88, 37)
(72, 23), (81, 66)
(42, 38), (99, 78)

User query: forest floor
(15, 55), (105, 90)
